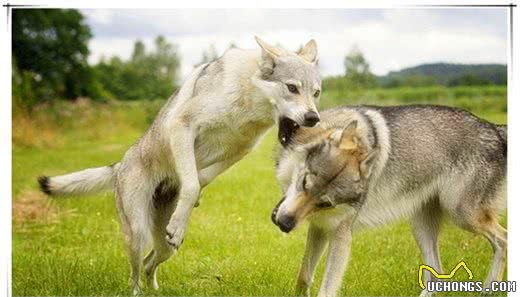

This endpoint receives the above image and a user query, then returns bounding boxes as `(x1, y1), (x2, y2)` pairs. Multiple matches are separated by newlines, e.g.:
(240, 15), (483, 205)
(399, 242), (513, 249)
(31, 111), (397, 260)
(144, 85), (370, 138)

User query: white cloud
(84, 8), (507, 80)
(84, 9), (113, 25)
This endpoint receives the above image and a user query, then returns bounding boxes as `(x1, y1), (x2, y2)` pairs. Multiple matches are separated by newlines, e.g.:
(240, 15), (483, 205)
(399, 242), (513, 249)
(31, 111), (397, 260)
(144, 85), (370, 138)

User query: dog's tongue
(278, 117), (299, 147)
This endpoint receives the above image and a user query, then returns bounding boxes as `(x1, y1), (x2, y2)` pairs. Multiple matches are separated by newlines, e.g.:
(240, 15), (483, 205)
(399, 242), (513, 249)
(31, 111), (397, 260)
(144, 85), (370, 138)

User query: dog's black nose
(303, 111), (320, 127)
(277, 215), (296, 233)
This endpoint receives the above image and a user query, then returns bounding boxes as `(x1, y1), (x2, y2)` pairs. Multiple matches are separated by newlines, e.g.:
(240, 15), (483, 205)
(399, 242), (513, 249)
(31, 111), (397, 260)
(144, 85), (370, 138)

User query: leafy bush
(93, 36), (180, 101)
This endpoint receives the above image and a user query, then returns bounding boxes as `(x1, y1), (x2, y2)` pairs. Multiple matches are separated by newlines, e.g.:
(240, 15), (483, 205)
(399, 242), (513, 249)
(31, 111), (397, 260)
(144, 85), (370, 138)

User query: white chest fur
(193, 94), (273, 169)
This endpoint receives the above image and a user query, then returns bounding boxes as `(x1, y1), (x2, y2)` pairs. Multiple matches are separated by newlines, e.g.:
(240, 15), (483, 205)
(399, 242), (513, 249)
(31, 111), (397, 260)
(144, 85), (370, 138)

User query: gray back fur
(278, 104), (507, 227)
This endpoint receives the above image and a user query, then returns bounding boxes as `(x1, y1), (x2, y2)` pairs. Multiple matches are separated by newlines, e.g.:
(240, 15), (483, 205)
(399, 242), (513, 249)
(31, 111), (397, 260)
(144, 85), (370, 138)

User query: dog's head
(252, 37), (321, 143)
(272, 121), (379, 233)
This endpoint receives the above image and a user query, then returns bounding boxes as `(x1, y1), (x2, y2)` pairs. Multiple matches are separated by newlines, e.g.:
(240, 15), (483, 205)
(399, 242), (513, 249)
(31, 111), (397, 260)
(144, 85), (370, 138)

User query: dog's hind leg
(144, 235), (176, 290)
(411, 198), (443, 297)
(443, 182), (507, 291)
(115, 166), (155, 296)
(479, 219), (507, 289)
(453, 210), (507, 291)
(144, 180), (178, 290)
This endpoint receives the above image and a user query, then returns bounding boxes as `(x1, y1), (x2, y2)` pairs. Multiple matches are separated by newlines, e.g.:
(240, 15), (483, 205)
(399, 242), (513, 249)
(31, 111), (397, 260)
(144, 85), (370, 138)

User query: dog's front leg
(165, 128), (200, 249)
(296, 223), (328, 297)
(317, 220), (353, 297)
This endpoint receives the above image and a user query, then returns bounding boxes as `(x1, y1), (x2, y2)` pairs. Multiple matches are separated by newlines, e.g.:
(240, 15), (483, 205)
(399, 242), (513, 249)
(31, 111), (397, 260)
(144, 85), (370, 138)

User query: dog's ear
(255, 36), (283, 59)
(360, 148), (379, 179)
(297, 39), (318, 64)
(330, 120), (358, 150)
(255, 36), (283, 76)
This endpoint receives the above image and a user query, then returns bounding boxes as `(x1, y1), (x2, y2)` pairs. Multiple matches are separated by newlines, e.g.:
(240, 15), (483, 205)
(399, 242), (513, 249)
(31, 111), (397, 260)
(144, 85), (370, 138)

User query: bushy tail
(38, 163), (119, 197)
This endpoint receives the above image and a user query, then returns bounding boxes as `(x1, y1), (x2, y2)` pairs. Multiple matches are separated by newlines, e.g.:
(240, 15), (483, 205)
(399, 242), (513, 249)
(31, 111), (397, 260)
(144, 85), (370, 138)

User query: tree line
(12, 9), (181, 109)
(12, 9), (507, 110)
(336, 47), (506, 90)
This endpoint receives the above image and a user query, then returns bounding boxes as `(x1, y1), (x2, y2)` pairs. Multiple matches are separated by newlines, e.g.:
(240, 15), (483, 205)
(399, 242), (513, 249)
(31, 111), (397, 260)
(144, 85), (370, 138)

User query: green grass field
(12, 86), (507, 296)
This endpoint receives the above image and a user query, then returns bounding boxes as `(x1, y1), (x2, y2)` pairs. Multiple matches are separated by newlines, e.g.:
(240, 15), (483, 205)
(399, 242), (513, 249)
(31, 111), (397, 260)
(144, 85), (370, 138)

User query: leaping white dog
(38, 37), (322, 295)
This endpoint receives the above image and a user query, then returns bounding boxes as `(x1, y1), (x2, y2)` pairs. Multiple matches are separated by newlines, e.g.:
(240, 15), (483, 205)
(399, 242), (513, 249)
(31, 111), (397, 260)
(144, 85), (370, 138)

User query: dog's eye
(286, 84), (299, 94)
(313, 90), (321, 97)
(302, 175), (307, 190)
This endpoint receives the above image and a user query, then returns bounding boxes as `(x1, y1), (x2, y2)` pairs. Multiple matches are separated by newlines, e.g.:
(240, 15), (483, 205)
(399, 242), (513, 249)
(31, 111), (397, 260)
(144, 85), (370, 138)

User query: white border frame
(1, 1), (518, 296)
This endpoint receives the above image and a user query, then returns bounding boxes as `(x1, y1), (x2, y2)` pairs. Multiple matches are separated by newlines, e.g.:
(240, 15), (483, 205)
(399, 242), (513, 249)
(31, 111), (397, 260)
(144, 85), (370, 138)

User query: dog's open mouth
(278, 117), (300, 147)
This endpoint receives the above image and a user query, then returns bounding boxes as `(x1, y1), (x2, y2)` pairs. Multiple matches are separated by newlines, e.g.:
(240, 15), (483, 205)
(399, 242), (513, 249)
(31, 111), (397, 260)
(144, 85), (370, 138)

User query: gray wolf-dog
(38, 37), (322, 294)
(272, 105), (507, 297)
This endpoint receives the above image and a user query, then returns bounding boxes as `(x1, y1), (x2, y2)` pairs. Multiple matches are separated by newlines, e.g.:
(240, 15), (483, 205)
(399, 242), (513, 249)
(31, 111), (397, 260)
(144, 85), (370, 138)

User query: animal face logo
(418, 261), (474, 289)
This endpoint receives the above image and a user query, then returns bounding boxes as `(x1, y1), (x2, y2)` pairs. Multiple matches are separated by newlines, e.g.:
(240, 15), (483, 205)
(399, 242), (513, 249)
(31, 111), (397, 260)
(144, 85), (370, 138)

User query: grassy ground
(12, 86), (507, 296)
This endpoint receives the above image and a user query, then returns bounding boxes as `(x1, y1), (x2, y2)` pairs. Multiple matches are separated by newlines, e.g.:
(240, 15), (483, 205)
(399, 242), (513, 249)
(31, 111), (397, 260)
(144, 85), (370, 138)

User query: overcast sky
(82, 8), (508, 79)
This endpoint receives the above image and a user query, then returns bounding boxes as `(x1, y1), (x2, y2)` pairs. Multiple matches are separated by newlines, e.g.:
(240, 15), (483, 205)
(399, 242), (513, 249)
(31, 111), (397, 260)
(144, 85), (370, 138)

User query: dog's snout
(303, 111), (320, 127)
(277, 215), (296, 233)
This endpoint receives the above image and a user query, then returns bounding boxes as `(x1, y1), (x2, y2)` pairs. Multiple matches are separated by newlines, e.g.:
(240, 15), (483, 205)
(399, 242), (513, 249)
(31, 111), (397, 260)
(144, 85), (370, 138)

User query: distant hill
(377, 63), (507, 87)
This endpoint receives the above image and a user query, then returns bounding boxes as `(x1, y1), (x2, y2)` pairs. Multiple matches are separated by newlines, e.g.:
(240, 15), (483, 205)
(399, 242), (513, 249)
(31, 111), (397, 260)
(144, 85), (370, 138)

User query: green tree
(131, 40), (146, 62)
(343, 46), (376, 88)
(94, 36), (181, 100)
(12, 9), (98, 105)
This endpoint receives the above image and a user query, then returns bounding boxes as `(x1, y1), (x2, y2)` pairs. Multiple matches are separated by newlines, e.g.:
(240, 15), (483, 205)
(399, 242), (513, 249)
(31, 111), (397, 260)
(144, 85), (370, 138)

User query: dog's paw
(295, 286), (310, 297)
(165, 222), (186, 249)
(295, 279), (311, 297)
(144, 261), (159, 290)
(130, 279), (143, 296)
(145, 271), (159, 291)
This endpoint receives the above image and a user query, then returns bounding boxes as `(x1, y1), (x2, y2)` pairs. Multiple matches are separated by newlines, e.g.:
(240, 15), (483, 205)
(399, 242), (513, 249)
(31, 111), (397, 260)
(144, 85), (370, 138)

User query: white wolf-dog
(38, 37), (322, 294)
